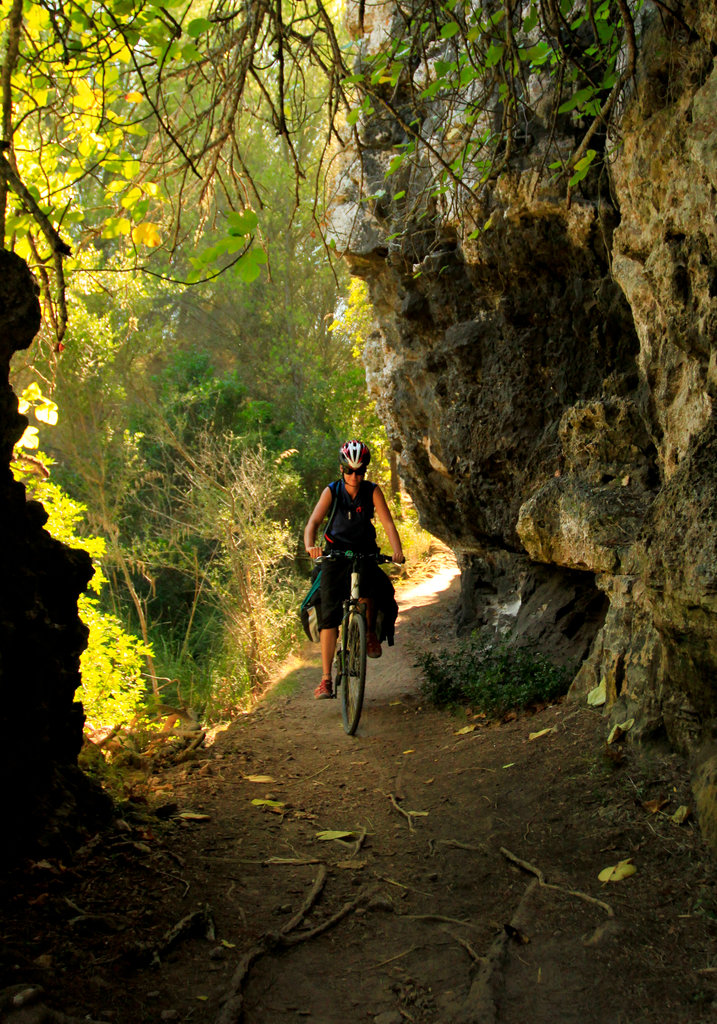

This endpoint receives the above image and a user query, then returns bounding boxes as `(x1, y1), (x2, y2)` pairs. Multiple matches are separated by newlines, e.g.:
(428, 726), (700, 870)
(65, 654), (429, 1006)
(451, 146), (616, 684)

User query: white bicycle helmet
(339, 439), (371, 470)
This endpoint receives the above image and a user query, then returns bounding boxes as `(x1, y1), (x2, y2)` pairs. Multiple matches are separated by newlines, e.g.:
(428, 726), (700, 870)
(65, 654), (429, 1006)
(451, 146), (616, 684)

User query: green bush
(418, 635), (572, 719)
(10, 446), (153, 730)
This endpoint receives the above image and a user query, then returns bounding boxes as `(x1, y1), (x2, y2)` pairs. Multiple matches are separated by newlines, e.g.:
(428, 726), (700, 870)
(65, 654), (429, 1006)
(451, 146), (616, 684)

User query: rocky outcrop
(0, 251), (107, 863)
(328, 3), (717, 848)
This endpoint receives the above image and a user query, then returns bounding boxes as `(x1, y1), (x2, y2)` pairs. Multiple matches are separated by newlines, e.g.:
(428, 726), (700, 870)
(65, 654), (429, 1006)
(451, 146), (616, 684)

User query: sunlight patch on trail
(397, 561), (460, 610)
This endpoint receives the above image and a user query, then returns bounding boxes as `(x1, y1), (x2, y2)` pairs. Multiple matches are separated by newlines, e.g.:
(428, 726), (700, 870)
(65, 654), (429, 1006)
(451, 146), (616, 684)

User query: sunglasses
(343, 467), (366, 476)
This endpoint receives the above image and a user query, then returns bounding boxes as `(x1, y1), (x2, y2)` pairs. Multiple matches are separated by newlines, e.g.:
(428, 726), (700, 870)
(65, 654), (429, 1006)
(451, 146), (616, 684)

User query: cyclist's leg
(320, 627), (338, 678)
(315, 559), (349, 698)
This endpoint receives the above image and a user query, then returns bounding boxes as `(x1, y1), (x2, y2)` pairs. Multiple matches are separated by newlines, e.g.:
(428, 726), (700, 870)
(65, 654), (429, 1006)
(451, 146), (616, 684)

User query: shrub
(418, 635), (572, 719)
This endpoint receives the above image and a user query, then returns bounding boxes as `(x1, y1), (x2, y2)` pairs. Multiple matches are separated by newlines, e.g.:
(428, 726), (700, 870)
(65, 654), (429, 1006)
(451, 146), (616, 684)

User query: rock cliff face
(0, 251), (106, 862)
(329, 3), (717, 845)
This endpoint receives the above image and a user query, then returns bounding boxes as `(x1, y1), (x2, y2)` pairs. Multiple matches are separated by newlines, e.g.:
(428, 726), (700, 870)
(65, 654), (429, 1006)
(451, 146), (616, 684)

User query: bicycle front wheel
(341, 612), (366, 735)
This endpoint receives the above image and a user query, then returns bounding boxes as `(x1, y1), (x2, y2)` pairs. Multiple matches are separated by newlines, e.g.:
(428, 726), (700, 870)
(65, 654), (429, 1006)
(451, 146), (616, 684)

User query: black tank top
(324, 479), (378, 553)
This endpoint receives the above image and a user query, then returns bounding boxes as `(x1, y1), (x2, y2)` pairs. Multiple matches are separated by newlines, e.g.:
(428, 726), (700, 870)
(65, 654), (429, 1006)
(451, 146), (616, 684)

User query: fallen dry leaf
(178, 811), (211, 821)
(244, 775), (277, 784)
(671, 805), (691, 825)
(316, 830), (355, 841)
(598, 859), (637, 883)
(528, 727), (554, 741)
(607, 719), (635, 745)
(587, 680), (606, 707)
(642, 797), (669, 815)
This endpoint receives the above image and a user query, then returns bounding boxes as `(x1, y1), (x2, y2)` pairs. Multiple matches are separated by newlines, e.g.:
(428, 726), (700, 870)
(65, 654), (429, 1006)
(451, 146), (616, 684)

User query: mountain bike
(317, 550), (393, 735)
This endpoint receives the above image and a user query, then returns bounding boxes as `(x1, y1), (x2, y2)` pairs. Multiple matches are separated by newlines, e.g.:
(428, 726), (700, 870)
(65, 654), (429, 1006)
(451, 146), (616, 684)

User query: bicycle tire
(341, 611), (366, 735)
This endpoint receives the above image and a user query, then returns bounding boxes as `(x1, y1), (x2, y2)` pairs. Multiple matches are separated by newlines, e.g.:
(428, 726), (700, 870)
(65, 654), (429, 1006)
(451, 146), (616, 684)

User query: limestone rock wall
(0, 251), (104, 862)
(328, 3), (717, 845)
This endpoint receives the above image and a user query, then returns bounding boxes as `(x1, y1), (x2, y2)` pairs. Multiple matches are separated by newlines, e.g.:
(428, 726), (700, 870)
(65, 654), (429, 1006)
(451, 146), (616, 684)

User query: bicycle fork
(334, 568), (361, 694)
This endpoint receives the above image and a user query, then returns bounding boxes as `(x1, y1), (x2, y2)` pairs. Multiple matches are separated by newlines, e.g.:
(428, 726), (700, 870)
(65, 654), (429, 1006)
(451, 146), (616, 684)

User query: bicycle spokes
(341, 612), (366, 735)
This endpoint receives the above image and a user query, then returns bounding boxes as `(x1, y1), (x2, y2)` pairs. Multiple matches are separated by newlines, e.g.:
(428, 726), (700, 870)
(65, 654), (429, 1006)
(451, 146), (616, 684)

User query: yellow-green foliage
(76, 594), (151, 728)
(13, 462), (151, 730)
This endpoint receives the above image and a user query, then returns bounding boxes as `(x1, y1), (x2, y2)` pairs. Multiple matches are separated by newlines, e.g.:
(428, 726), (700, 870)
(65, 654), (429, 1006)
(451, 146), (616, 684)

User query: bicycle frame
(315, 550), (392, 734)
(338, 557), (363, 649)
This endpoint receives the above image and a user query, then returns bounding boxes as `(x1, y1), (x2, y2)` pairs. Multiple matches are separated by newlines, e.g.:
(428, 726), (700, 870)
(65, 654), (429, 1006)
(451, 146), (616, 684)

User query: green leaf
(484, 43), (504, 68)
(228, 209), (259, 235)
(569, 149), (598, 185)
(101, 216), (131, 239)
(386, 154), (404, 176)
(525, 41), (551, 64)
(523, 5), (539, 32)
(434, 59), (457, 77)
(558, 86), (596, 114)
(440, 22), (460, 39)
(187, 18), (212, 37)
(235, 247), (267, 284)
(181, 43), (202, 62)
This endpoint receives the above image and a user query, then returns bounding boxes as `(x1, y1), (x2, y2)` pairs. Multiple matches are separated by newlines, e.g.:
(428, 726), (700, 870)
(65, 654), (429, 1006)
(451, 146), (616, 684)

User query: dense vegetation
(12, 252), (408, 732)
(419, 634), (573, 718)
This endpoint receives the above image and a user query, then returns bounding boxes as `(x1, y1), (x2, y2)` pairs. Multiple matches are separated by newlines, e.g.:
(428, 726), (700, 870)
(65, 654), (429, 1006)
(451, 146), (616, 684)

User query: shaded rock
(0, 251), (108, 864)
(693, 750), (717, 857)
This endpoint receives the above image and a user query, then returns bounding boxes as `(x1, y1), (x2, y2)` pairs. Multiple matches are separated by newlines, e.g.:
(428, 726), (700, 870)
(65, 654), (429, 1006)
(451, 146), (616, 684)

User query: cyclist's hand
(392, 552), (405, 564)
(307, 545), (322, 560)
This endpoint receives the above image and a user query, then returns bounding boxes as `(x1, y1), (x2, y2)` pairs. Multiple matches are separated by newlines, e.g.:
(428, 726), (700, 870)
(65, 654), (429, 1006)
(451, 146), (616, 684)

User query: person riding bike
(304, 440), (405, 700)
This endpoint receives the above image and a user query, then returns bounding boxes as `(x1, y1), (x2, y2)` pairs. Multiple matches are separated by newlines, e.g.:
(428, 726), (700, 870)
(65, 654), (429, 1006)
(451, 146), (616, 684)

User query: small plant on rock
(418, 634), (572, 719)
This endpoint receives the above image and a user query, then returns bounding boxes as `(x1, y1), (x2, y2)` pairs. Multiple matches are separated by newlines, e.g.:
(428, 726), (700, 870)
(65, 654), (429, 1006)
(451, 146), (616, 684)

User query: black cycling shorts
(318, 556), (393, 631)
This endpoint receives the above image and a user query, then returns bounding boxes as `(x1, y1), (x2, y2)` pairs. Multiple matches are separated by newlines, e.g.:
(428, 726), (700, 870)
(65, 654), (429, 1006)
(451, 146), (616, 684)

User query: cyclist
(304, 440), (405, 699)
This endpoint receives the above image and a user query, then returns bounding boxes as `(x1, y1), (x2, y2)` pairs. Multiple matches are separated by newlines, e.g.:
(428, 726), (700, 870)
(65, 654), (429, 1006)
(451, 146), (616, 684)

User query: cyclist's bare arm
(373, 486), (405, 563)
(304, 486), (333, 559)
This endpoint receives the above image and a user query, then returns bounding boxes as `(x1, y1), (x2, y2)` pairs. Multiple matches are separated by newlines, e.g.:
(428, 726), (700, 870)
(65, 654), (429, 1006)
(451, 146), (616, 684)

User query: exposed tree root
(452, 879), (540, 1024)
(280, 863), (327, 935)
(349, 826), (367, 856)
(500, 847), (615, 917)
(215, 867), (385, 1024)
(231, 856), (323, 866)
(403, 913), (484, 932)
(428, 838), (487, 856)
(451, 847), (616, 1022)
(443, 930), (485, 964)
(385, 792), (427, 832)
(127, 904), (216, 966)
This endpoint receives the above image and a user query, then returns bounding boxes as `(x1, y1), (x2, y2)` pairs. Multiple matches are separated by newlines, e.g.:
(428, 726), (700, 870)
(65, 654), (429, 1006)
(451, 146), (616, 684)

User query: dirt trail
(2, 563), (716, 1024)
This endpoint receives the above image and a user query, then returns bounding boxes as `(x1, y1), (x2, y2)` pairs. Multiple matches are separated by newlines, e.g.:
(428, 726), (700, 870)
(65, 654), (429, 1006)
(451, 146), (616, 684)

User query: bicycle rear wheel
(341, 612), (366, 735)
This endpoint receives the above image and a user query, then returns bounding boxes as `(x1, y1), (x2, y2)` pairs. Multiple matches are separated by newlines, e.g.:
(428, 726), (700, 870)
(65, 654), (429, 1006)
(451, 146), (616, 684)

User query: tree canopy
(1, 0), (657, 339)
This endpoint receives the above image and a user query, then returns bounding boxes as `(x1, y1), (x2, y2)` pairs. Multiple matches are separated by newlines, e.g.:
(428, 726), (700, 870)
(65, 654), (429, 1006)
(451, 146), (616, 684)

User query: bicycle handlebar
(313, 550), (396, 565)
